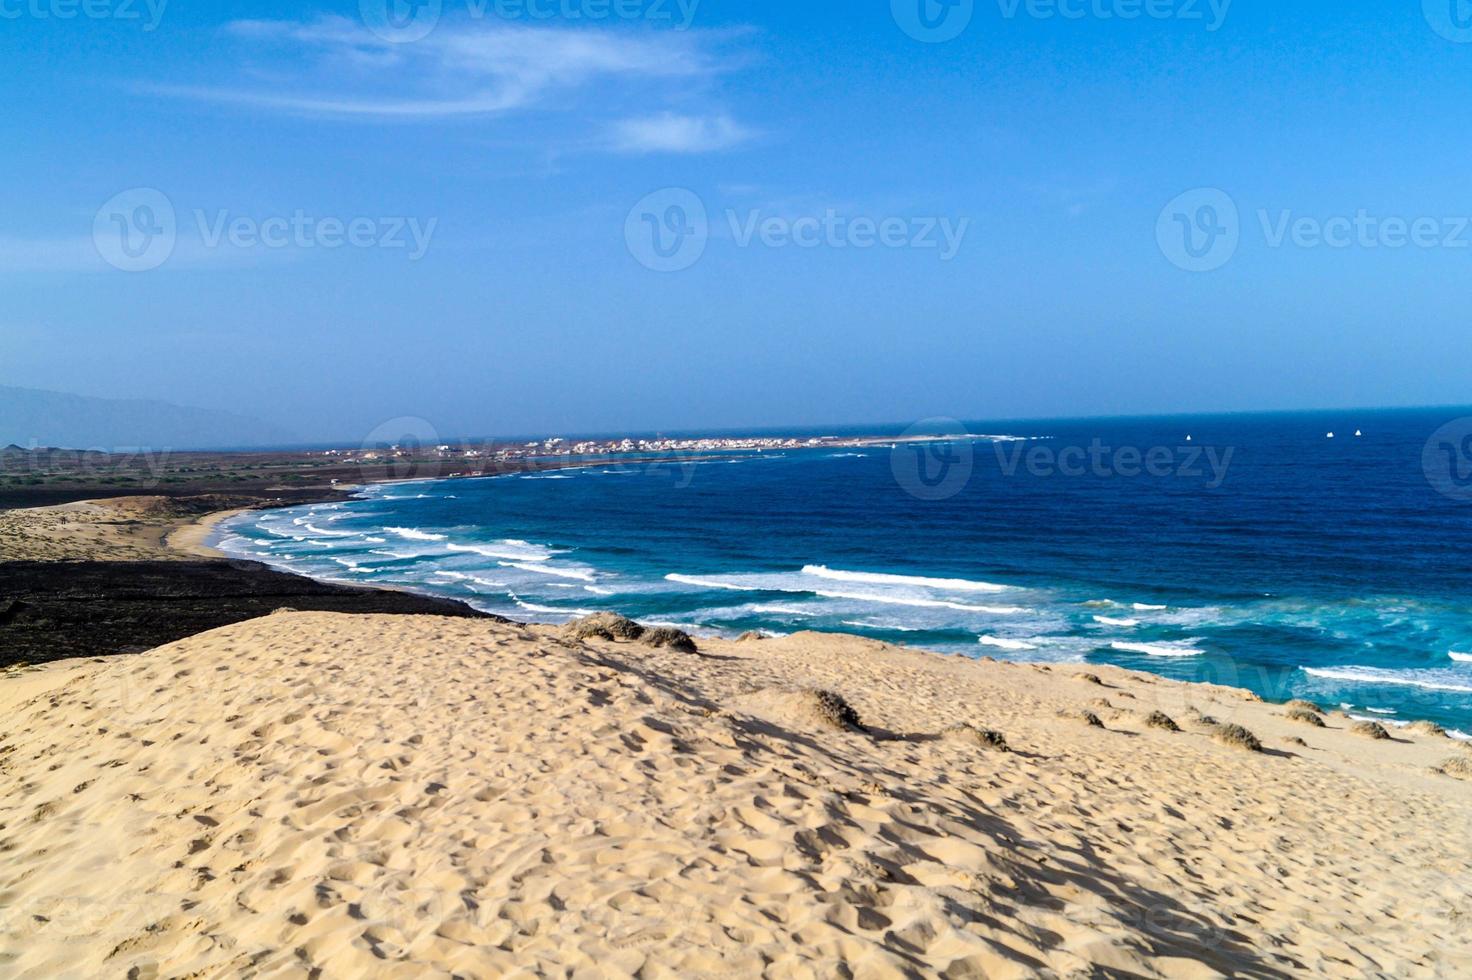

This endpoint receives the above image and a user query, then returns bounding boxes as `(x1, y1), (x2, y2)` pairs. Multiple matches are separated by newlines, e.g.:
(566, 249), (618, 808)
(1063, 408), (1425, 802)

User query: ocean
(216, 408), (1472, 735)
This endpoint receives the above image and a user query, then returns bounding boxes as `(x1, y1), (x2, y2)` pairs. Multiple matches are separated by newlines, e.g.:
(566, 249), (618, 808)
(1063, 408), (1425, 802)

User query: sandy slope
(0, 496), (243, 562)
(1, 613), (1468, 977)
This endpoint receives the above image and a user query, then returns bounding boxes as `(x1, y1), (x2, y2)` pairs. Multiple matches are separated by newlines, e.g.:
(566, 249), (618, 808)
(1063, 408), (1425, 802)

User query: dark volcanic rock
(0, 559), (501, 667)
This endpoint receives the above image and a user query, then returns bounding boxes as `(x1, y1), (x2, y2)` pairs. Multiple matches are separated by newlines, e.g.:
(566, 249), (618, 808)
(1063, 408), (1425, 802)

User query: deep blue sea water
(217, 409), (1472, 735)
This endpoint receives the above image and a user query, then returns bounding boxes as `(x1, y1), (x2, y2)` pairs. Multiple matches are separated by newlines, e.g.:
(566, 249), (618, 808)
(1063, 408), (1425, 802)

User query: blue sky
(3, 0), (1470, 442)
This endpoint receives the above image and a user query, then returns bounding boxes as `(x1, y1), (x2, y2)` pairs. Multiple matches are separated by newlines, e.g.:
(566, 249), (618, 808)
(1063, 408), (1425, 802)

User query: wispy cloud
(609, 112), (755, 153)
(138, 16), (754, 131)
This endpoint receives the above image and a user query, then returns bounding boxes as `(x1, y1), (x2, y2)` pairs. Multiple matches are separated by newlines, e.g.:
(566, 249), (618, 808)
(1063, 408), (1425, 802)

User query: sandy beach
(2, 602), (1469, 976)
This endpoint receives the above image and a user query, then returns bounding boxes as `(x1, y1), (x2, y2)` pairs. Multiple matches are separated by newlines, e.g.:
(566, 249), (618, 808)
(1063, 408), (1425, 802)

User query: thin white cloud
(609, 112), (755, 153)
(139, 17), (750, 124)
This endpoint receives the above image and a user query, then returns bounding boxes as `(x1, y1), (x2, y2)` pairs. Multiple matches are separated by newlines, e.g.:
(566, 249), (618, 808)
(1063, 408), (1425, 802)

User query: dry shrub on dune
(1435, 756), (1472, 781)
(942, 724), (1009, 751)
(1405, 720), (1446, 738)
(642, 626), (698, 654)
(1285, 699), (1323, 714)
(1351, 721), (1392, 740)
(734, 687), (866, 734)
(1286, 708), (1326, 728)
(564, 613), (645, 642)
(1142, 711), (1180, 732)
(1211, 723), (1263, 752)
(1057, 708), (1104, 728)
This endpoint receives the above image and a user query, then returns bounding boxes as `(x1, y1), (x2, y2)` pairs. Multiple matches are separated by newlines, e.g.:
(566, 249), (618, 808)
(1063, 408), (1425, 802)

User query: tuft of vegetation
(1286, 708), (1326, 728)
(642, 626), (698, 654)
(943, 724), (1009, 751)
(1285, 699), (1323, 714)
(1351, 720), (1392, 740)
(1405, 720), (1446, 738)
(563, 613), (645, 643)
(1433, 756), (1472, 781)
(1211, 723), (1263, 752)
(1142, 711), (1180, 733)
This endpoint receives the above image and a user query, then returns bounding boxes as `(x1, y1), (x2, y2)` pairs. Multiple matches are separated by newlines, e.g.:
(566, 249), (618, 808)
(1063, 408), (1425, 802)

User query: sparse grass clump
(1351, 721), (1392, 740)
(1284, 736), (1307, 747)
(1076, 672), (1103, 685)
(1405, 720), (1446, 738)
(1286, 708), (1326, 728)
(943, 724), (1009, 751)
(1434, 756), (1472, 781)
(1285, 699), (1323, 714)
(1143, 711), (1180, 733)
(642, 626), (698, 654)
(1211, 723), (1263, 752)
(564, 613), (645, 643)
(806, 690), (864, 732)
(1057, 708), (1104, 728)
(735, 631), (766, 642)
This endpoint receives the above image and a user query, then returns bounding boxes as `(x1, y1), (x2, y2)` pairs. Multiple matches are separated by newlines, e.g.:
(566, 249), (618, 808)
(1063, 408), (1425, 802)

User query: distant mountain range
(0, 386), (297, 451)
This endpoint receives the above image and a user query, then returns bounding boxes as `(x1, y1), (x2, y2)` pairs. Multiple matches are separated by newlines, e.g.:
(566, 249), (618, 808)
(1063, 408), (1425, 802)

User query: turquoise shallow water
(217, 409), (1472, 735)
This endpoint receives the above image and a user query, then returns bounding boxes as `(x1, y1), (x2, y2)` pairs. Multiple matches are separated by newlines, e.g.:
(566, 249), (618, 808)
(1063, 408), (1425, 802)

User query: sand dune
(1, 613), (1469, 976)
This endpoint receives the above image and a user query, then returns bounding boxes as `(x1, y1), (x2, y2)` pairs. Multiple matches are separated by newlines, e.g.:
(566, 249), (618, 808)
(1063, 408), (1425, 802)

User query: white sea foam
(446, 541), (553, 562)
(511, 597), (595, 616)
(386, 527), (447, 542)
(1449, 651), (1472, 663)
(842, 620), (922, 632)
(979, 635), (1037, 651)
(814, 590), (1026, 614)
(1132, 603), (1168, 611)
(665, 574), (759, 592)
(1302, 666), (1472, 694)
(802, 565), (1009, 593)
(1110, 640), (1202, 658)
(1365, 706), (1397, 715)
(666, 571), (1024, 613)
(500, 561), (596, 583)
(1449, 729), (1472, 742)
(1092, 615), (1139, 628)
